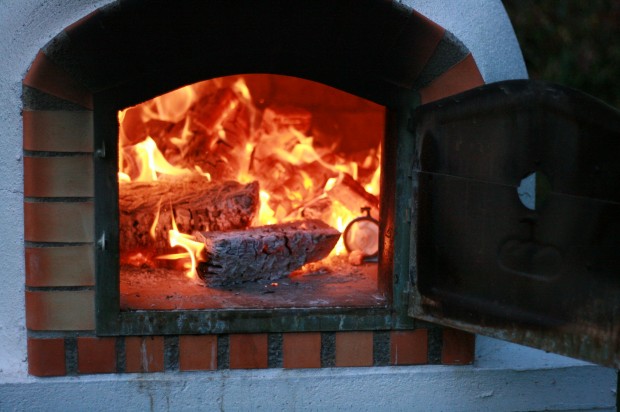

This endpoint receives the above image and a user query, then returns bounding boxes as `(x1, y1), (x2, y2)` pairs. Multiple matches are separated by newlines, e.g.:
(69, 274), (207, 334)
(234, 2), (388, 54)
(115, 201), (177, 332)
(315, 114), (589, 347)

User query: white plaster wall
(407, 0), (528, 83)
(0, 1), (615, 410)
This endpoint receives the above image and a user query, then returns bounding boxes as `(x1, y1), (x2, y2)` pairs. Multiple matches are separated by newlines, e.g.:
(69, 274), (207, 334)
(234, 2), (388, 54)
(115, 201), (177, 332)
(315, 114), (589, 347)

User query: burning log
(195, 220), (340, 287)
(261, 106), (312, 134)
(325, 172), (379, 219)
(180, 88), (242, 160)
(119, 177), (259, 254)
(301, 196), (333, 221)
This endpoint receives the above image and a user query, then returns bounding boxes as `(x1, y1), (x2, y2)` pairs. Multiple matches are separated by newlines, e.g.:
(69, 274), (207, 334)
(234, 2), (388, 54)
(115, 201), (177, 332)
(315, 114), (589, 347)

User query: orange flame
(157, 213), (205, 280)
(256, 190), (277, 225)
(120, 136), (193, 182)
(145, 85), (197, 124)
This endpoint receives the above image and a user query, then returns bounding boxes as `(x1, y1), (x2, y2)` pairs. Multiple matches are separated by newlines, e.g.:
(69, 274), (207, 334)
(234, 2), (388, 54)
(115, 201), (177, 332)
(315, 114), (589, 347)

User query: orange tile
(23, 110), (94, 153)
(335, 332), (374, 367)
(441, 328), (475, 365)
(23, 51), (93, 109)
(179, 335), (218, 371)
(24, 156), (93, 198)
(26, 290), (94, 331)
(410, 9), (447, 60)
(283, 333), (321, 369)
(125, 336), (165, 373)
(28, 337), (66, 377)
(419, 54), (485, 104)
(390, 330), (428, 365)
(382, 9), (446, 87)
(77, 337), (116, 374)
(24, 201), (94, 243)
(229, 334), (268, 369)
(26, 245), (94, 287)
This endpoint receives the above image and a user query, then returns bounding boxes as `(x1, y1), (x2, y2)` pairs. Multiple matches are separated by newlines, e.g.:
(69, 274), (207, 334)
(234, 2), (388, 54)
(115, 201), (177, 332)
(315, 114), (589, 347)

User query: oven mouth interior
(117, 74), (389, 311)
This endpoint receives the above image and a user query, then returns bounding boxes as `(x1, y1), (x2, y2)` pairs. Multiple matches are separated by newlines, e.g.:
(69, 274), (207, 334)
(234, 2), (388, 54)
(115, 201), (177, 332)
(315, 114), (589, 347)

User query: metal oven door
(409, 80), (620, 368)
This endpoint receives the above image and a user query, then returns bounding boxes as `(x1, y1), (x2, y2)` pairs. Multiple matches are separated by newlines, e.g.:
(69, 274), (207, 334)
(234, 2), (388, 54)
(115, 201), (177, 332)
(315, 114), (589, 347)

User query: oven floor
(120, 257), (386, 310)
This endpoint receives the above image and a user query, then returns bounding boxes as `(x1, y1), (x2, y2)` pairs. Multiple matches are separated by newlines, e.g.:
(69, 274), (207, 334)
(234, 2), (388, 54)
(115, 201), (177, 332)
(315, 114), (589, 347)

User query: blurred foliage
(503, 0), (620, 108)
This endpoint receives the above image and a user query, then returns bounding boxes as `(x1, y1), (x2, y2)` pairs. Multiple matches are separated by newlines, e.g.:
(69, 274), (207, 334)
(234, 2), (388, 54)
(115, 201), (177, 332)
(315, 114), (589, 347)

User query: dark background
(503, 0), (620, 109)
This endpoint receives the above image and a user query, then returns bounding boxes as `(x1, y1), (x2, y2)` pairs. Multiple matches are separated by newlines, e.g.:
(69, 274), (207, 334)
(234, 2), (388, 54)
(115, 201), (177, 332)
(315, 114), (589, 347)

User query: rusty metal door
(409, 80), (620, 368)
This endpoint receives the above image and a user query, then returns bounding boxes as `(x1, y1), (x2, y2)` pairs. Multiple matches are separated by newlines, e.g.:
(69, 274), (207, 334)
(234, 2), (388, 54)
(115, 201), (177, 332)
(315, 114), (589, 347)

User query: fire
(256, 190), (277, 225)
(328, 200), (358, 256)
(365, 162), (381, 196)
(150, 85), (197, 123)
(118, 75), (382, 275)
(157, 213), (205, 280)
(119, 136), (191, 182)
(168, 221), (205, 280)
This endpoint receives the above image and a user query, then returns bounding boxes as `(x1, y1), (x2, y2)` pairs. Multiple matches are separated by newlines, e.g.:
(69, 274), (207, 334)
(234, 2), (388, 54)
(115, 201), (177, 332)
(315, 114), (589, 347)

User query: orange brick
(23, 51), (93, 109)
(28, 338), (66, 376)
(24, 201), (94, 243)
(229, 334), (268, 369)
(23, 110), (93, 152)
(283, 333), (321, 369)
(26, 290), (94, 331)
(390, 330), (428, 365)
(125, 336), (165, 373)
(26, 245), (94, 287)
(419, 54), (485, 104)
(383, 9), (445, 87)
(77, 337), (116, 374)
(179, 335), (217, 371)
(24, 156), (93, 198)
(442, 328), (475, 365)
(335, 332), (373, 367)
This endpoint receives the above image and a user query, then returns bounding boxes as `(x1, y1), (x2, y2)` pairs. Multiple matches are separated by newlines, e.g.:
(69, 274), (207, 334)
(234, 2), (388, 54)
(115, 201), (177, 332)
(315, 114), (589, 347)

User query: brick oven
(2, 0), (618, 410)
(23, 0), (485, 376)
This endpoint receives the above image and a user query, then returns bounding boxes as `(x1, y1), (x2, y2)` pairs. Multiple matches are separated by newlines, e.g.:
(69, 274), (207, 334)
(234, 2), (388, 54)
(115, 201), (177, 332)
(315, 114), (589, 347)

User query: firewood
(180, 87), (241, 160)
(119, 176), (259, 255)
(195, 220), (340, 287)
(325, 172), (379, 219)
(261, 105), (312, 134)
(301, 196), (333, 221)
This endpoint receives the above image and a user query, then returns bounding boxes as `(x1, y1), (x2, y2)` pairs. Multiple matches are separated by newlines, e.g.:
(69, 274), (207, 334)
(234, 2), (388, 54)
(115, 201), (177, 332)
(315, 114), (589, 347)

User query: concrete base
(1, 337), (616, 411)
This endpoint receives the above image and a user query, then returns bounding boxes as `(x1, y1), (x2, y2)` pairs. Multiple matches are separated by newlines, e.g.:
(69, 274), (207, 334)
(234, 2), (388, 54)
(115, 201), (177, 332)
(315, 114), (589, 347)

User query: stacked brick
(27, 330), (474, 376)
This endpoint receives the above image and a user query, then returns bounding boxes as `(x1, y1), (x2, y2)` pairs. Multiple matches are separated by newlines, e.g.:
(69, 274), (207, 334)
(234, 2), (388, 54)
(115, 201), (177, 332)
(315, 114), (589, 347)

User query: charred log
(195, 220), (341, 287)
(119, 177), (259, 255)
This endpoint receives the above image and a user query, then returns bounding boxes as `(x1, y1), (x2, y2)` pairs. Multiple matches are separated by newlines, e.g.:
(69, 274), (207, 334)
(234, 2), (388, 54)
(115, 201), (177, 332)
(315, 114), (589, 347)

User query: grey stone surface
(164, 336), (179, 372)
(320, 332), (335, 368)
(216, 334), (229, 370)
(268, 333), (283, 368)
